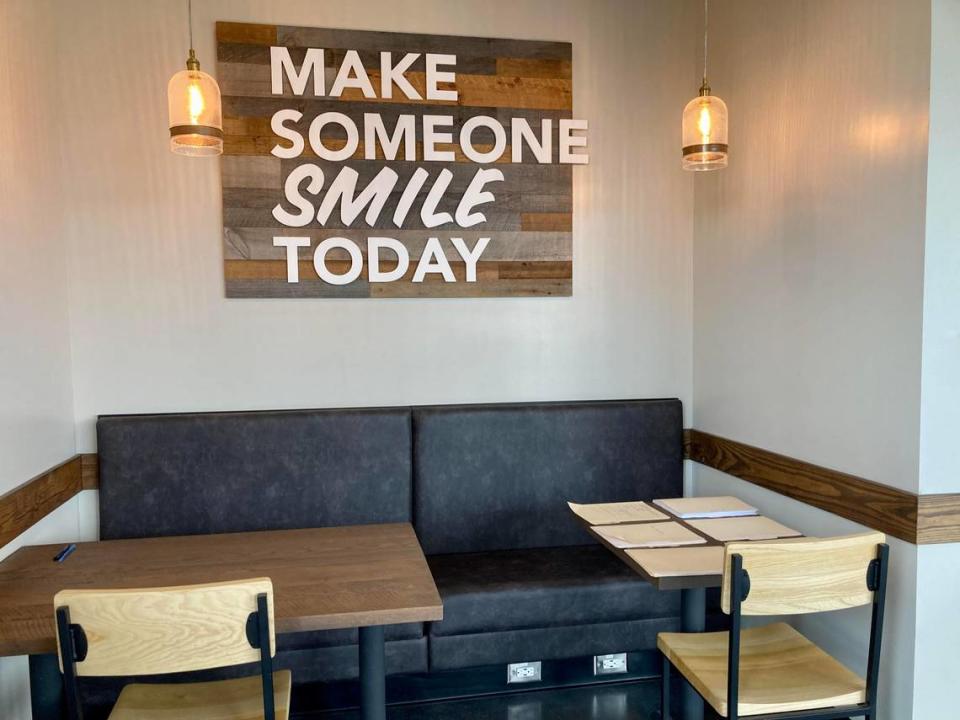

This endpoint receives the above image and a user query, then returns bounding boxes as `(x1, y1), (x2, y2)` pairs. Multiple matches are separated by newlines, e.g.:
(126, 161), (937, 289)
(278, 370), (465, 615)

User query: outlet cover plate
(507, 661), (542, 683)
(594, 653), (628, 675)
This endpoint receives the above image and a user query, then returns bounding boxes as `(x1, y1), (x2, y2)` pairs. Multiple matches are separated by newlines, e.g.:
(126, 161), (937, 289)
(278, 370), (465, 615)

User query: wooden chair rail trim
(684, 429), (960, 545)
(0, 456), (83, 548)
(3, 436), (959, 547)
(80, 452), (99, 490)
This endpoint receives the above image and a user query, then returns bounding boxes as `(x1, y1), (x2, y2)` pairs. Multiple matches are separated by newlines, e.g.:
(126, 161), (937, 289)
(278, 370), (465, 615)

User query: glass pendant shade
(682, 90), (728, 171)
(168, 57), (223, 156)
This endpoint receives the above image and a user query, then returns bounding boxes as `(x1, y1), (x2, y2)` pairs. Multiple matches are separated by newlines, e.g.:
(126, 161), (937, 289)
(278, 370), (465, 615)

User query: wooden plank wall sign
(217, 22), (586, 298)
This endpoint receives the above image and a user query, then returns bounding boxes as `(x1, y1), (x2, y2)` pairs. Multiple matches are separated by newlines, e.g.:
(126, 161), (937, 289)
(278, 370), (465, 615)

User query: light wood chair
(53, 577), (291, 720)
(658, 532), (889, 720)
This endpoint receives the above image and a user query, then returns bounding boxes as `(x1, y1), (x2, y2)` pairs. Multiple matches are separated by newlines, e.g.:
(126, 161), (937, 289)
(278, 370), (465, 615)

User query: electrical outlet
(507, 661), (542, 683)
(594, 653), (628, 675)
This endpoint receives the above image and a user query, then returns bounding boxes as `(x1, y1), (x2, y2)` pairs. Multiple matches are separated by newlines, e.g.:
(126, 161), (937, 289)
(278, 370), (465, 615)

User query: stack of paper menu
(591, 521), (706, 549)
(567, 501), (667, 525)
(653, 496), (758, 519)
(626, 546), (726, 578)
(687, 515), (801, 542)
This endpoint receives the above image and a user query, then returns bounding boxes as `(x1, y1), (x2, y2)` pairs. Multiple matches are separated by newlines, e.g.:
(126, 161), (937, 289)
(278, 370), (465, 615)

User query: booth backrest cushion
(97, 408), (413, 540)
(413, 399), (683, 554)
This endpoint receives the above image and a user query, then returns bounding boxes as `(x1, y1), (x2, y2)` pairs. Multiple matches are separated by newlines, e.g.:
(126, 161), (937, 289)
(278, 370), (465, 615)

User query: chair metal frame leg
(254, 593), (277, 720)
(56, 606), (86, 720)
(661, 651), (672, 719)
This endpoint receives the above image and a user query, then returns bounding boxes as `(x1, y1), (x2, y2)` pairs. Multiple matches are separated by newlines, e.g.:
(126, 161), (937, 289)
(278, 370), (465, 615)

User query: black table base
(359, 625), (386, 720)
(680, 588), (706, 720)
(29, 653), (63, 720)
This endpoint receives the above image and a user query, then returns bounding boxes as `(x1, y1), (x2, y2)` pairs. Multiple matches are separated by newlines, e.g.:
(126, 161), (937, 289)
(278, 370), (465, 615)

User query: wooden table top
(574, 506), (730, 592)
(0, 523), (443, 657)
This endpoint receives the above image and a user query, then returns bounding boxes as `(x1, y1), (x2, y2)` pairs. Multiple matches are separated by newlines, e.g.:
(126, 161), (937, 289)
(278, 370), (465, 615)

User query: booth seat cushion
(427, 545), (680, 637)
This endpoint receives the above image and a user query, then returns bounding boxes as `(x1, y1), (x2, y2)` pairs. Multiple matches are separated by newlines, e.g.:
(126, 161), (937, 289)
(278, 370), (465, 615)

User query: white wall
(693, 0), (929, 494)
(55, 0), (696, 453)
(0, 0), (77, 496)
(913, 1), (960, 716)
(0, 2), (82, 717)
(918, 0), (960, 498)
(690, 1), (932, 718)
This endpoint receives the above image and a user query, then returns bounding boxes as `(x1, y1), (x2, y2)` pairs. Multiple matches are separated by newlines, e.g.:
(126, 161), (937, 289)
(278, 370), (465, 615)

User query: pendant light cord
(703, 0), (709, 85)
(188, 0), (194, 51)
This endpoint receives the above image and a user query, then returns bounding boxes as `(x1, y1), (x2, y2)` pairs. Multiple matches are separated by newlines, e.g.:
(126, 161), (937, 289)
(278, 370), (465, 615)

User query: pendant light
(682, 0), (728, 171)
(167, 0), (223, 156)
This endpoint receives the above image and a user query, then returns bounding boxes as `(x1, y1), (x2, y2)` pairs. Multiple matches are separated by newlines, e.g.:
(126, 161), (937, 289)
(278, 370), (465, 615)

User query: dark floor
(300, 680), (682, 719)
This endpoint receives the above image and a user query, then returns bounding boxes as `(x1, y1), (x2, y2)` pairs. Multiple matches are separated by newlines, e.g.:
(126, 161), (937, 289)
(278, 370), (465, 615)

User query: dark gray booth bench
(93, 399), (683, 707)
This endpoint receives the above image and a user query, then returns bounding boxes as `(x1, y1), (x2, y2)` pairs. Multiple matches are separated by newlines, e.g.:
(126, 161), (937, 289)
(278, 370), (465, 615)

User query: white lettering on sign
(273, 236), (493, 285)
(266, 45), (589, 286)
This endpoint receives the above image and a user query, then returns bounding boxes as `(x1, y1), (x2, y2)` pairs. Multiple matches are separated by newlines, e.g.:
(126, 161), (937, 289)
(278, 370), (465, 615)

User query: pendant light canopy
(682, 0), (728, 171)
(168, 0), (223, 156)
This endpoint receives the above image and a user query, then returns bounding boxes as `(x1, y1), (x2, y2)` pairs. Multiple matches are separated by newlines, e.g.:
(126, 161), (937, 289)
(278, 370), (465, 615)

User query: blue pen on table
(53, 543), (77, 563)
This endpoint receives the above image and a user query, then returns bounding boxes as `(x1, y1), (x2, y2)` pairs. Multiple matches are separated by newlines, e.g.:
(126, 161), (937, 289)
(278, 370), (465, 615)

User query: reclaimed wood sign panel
(216, 21), (587, 298)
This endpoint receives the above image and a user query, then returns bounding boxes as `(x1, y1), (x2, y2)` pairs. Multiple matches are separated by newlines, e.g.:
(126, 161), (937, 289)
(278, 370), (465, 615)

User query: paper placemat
(592, 521), (706, 549)
(686, 515), (801, 542)
(653, 495), (758, 519)
(626, 546), (726, 578)
(568, 501), (667, 525)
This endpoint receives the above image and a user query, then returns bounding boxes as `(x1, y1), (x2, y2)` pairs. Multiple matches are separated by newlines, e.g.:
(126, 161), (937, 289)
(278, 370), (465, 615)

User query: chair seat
(108, 670), (292, 720)
(658, 623), (865, 717)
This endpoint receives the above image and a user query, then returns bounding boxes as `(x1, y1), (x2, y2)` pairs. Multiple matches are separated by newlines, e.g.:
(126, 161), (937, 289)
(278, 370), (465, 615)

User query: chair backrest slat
(721, 532), (885, 616)
(54, 577), (275, 677)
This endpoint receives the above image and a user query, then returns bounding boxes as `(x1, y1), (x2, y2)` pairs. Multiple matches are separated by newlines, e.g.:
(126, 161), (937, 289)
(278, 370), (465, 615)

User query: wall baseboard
(4, 434), (959, 547)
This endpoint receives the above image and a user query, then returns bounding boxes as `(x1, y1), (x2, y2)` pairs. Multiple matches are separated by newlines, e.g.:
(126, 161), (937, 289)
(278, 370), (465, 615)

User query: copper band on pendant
(682, 143), (728, 157)
(169, 125), (224, 139)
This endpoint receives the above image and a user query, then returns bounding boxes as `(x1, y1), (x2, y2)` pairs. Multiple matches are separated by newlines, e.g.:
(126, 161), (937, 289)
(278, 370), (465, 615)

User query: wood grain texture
(218, 62), (571, 109)
(273, 26), (571, 61)
(521, 212), (573, 231)
(216, 22), (277, 46)
(223, 259), (570, 282)
(684, 429), (920, 543)
(217, 21), (574, 298)
(221, 133), (515, 164)
(917, 493), (960, 544)
(0, 523), (442, 656)
(55, 578), (276, 676)
(658, 622), (866, 717)
(720, 533), (885, 616)
(0, 456), (82, 548)
(223, 228), (572, 262)
(110, 670), (291, 720)
(80, 453), (99, 490)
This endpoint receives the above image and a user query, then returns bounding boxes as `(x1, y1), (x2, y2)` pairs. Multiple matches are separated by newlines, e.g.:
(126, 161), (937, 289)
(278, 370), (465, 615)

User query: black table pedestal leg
(359, 625), (386, 720)
(680, 588), (706, 720)
(29, 653), (64, 720)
